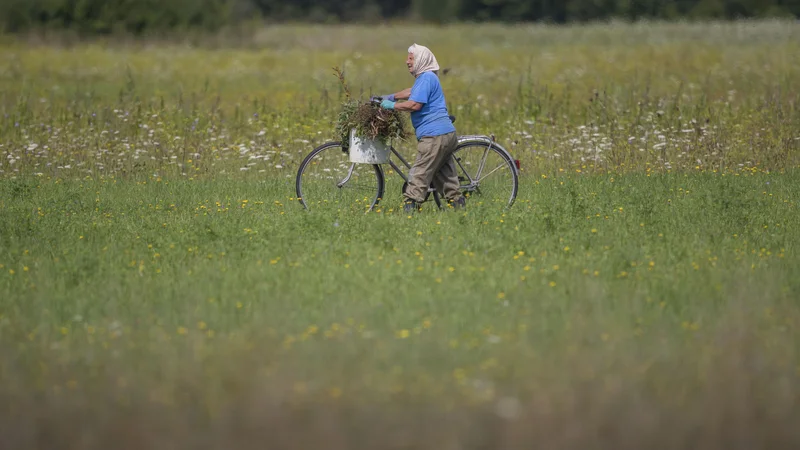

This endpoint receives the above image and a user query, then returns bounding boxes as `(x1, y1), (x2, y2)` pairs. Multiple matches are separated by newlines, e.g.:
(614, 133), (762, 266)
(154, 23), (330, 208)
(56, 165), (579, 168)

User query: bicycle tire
(453, 138), (519, 209)
(295, 142), (385, 212)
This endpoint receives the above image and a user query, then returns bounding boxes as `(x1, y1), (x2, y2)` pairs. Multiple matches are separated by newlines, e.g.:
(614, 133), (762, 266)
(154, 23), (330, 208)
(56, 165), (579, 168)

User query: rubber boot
(404, 199), (419, 214)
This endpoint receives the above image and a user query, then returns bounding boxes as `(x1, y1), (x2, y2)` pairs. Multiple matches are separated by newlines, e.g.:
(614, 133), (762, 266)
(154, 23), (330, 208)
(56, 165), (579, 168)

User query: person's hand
(380, 99), (396, 110)
(371, 94), (395, 103)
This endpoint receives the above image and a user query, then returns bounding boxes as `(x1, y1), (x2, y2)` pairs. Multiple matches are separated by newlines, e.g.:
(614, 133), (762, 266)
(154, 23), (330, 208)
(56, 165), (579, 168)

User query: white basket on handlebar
(349, 129), (390, 164)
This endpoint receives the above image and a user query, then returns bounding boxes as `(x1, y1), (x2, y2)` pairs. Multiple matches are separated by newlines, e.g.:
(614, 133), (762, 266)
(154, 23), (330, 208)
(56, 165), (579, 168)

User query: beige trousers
(404, 132), (463, 203)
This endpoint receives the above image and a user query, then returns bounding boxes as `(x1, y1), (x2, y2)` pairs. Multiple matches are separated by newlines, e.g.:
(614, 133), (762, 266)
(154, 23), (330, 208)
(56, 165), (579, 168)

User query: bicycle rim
(296, 142), (384, 213)
(452, 141), (519, 209)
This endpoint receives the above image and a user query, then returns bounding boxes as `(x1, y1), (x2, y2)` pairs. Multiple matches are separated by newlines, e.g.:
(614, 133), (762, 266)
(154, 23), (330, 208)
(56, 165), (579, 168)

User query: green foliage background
(0, 20), (799, 448)
(2, 0), (800, 34)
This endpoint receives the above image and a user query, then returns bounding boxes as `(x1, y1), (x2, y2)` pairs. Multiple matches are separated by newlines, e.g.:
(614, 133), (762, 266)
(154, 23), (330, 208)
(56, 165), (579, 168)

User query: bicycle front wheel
(453, 139), (519, 209)
(296, 142), (385, 213)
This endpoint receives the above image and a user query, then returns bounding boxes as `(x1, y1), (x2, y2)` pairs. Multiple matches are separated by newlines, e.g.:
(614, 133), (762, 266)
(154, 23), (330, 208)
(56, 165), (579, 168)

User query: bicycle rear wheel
(296, 142), (385, 213)
(453, 139), (519, 209)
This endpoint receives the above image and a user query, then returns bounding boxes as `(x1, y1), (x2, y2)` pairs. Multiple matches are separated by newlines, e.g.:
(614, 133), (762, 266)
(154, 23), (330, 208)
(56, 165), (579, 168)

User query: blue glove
(383, 94), (396, 102)
(380, 99), (396, 110)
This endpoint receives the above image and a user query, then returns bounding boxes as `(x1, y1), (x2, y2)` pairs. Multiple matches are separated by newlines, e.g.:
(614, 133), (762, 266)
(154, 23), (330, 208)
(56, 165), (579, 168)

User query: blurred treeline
(2, 0), (798, 34)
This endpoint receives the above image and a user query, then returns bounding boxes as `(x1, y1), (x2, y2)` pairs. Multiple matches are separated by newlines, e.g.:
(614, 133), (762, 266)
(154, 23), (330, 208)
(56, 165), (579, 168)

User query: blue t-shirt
(409, 71), (456, 140)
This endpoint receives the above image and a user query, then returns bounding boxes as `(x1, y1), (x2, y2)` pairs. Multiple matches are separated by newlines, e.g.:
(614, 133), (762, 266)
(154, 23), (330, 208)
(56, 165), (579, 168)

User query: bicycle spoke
(475, 146), (490, 180)
(478, 162), (509, 182)
(297, 143), (383, 212)
(452, 141), (518, 209)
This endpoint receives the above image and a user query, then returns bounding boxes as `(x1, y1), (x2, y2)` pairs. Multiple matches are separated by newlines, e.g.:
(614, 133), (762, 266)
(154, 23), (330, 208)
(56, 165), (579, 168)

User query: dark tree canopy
(2, 0), (798, 34)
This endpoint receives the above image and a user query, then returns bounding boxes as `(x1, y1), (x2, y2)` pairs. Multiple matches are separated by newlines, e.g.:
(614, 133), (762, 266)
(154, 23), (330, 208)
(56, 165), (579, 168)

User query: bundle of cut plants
(332, 67), (409, 150)
(335, 100), (408, 147)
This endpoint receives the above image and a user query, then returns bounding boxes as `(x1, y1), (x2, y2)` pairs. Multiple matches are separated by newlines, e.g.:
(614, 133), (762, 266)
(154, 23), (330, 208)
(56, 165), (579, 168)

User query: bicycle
(295, 98), (519, 213)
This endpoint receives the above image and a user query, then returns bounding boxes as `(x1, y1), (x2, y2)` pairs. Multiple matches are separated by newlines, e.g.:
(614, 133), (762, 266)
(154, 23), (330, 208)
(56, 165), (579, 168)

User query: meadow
(1, 21), (800, 449)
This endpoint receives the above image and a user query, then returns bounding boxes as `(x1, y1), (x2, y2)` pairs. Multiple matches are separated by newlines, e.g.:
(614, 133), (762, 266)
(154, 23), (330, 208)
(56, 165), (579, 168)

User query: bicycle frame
(385, 146), (413, 182)
(381, 134), (516, 188)
(332, 143), (414, 190)
(361, 97), (519, 187)
(298, 133), (519, 211)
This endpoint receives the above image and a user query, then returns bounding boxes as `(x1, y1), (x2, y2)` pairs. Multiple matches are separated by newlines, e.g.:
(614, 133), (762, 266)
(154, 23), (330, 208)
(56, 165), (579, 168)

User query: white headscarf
(408, 44), (440, 77)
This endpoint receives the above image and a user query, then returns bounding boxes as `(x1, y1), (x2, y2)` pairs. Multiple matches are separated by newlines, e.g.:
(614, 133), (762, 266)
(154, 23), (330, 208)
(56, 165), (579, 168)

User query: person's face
(406, 52), (415, 75)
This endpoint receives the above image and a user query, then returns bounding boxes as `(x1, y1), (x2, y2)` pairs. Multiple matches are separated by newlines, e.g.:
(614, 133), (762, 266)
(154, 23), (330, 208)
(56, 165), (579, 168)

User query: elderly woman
(379, 44), (465, 213)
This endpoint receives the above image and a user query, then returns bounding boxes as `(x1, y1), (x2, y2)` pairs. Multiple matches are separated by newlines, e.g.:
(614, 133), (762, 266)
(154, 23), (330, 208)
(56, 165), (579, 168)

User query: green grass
(1, 21), (800, 448)
(1, 21), (799, 180)
(2, 172), (799, 446)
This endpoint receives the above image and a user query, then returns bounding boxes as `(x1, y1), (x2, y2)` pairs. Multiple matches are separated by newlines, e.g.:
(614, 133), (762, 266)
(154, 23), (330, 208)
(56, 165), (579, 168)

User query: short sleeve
(409, 74), (432, 105)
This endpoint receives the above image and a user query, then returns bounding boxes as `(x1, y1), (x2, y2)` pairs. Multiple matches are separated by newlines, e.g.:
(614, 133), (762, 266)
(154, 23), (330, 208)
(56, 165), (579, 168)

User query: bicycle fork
(336, 164), (357, 188)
